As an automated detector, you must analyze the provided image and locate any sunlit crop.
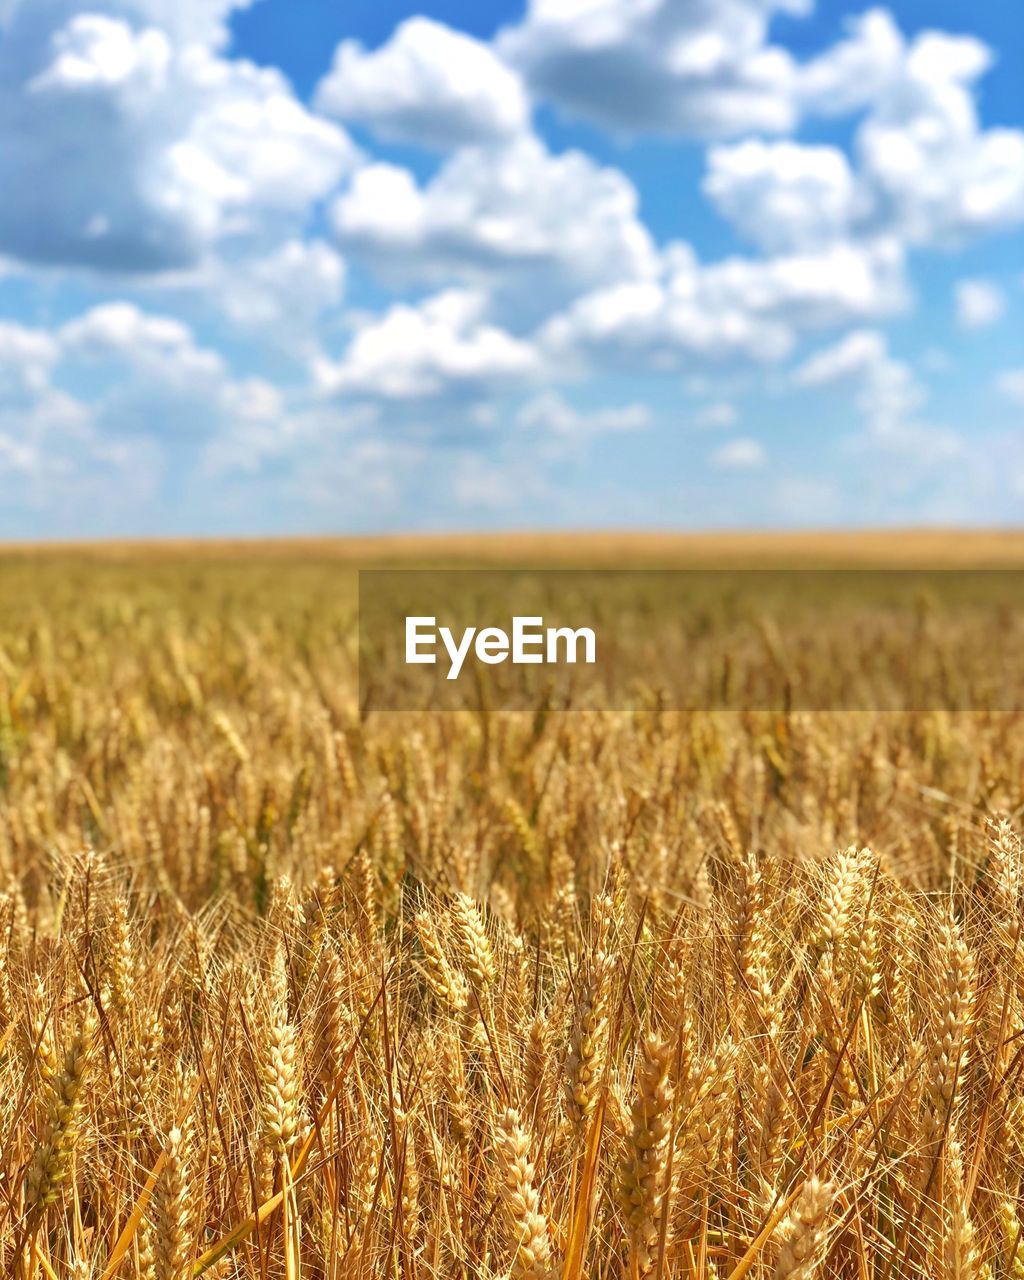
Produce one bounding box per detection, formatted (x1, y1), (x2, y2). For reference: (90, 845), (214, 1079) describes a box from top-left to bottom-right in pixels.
(0, 546), (1022, 1279)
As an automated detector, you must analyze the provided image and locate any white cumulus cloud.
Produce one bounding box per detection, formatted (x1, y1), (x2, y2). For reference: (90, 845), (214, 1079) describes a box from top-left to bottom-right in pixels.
(330, 136), (658, 321)
(853, 23), (1024, 246)
(321, 290), (542, 401)
(76, 0), (257, 49)
(0, 5), (358, 272)
(691, 11), (1024, 257)
(796, 8), (906, 117)
(543, 237), (908, 372)
(316, 18), (530, 148)
(498, 0), (807, 138)
(61, 302), (226, 389)
(703, 141), (859, 253)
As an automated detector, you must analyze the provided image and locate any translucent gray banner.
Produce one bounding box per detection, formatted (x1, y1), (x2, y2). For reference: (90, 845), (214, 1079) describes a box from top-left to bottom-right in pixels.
(358, 568), (1024, 712)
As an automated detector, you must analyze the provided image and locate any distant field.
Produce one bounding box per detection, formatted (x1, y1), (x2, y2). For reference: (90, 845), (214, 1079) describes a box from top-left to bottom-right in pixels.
(4, 526), (1024, 564)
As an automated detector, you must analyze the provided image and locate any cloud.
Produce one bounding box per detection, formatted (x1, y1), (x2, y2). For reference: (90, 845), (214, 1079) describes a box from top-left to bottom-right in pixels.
(157, 239), (347, 358)
(792, 329), (889, 386)
(316, 18), (529, 149)
(543, 237), (908, 371)
(689, 238), (908, 329)
(0, 314), (159, 524)
(58, 302), (297, 459)
(497, 0), (1024, 243)
(517, 391), (649, 438)
(0, 322), (61, 404)
(218, 239), (346, 334)
(0, 6), (358, 272)
(319, 290), (542, 401)
(853, 23), (1024, 246)
(28, 12), (174, 95)
(796, 8), (905, 117)
(710, 437), (767, 469)
(703, 141), (859, 253)
(955, 279), (1006, 330)
(61, 302), (225, 388)
(330, 135), (657, 322)
(498, 0), (807, 138)
(705, 12), (1024, 253)
(793, 328), (924, 422)
(791, 328), (976, 523)
(706, 11), (1024, 253)
(541, 275), (789, 370)
(77, 0), (258, 48)
(0, 323), (76, 473)
(794, 329), (965, 474)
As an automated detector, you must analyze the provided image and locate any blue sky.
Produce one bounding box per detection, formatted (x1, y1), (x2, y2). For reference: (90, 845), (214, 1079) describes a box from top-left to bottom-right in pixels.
(0, 0), (1021, 537)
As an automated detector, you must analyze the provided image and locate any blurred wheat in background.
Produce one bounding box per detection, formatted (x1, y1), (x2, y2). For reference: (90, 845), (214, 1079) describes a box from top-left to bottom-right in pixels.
(1, 545), (1023, 1278)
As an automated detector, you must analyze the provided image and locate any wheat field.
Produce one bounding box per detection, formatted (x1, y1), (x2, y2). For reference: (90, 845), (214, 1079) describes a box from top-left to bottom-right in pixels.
(1, 538), (1023, 1279)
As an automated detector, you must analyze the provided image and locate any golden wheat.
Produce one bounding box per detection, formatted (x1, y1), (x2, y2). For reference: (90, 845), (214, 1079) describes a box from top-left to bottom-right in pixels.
(0, 551), (1022, 1278)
